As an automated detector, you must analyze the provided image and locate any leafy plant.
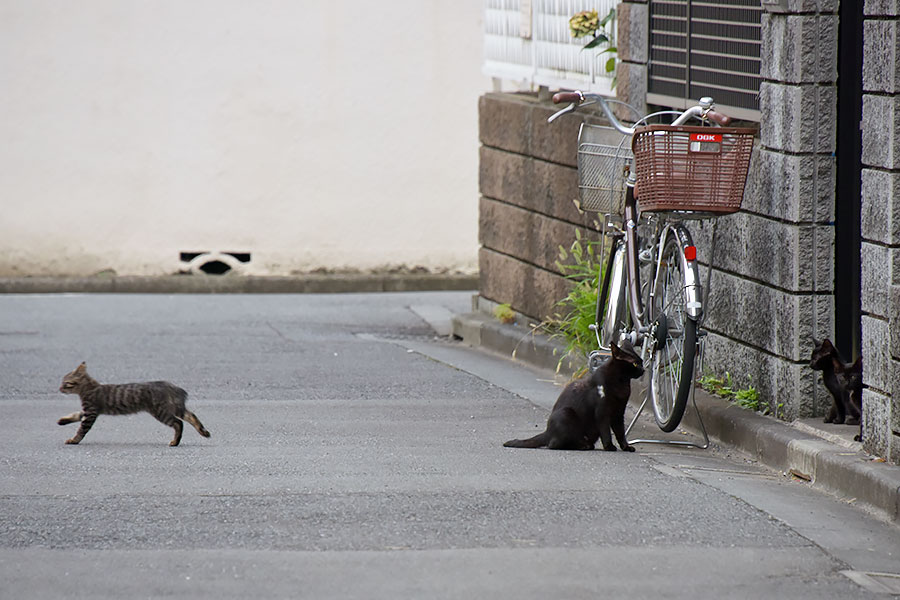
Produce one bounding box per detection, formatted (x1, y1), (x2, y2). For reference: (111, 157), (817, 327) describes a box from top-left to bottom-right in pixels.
(541, 230), (606, 366)
(698, 371), (762, 412)
(493, 303), (516, 324)
(569, 8), (617, 85)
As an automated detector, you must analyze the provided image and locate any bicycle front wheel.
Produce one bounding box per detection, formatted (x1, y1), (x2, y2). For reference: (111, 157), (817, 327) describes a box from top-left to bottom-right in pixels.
(648, 228), (698, 432)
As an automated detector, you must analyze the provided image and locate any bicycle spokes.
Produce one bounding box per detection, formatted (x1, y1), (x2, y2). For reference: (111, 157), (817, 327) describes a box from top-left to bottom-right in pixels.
(647, 229), (698, 433)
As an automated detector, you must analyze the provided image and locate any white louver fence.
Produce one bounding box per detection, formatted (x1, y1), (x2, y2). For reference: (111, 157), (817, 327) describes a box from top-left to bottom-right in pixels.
(484, 0), (619, 95)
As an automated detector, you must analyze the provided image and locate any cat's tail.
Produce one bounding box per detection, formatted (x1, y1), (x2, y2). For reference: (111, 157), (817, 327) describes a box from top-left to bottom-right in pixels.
(182, 410), (211, 438)
(169, 386), (211, 439)
(503, 431), (549, 449)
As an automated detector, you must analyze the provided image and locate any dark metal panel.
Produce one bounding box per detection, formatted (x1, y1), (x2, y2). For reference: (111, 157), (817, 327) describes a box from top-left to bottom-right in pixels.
(835, 0), (863, 361)
(648, 0), (762, 120)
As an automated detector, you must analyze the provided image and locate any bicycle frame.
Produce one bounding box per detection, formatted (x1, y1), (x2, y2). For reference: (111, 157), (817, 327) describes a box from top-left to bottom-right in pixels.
(595, 184), (703, 355)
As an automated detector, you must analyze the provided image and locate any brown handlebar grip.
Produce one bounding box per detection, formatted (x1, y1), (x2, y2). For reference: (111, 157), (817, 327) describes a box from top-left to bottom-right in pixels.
(706, 110), (732, 126)
(553, 91), (582, 104)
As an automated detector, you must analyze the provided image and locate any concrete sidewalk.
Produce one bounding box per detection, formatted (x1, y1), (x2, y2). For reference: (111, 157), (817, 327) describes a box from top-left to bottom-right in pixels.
(452, 308), (900, 525)
(0, 273), (478, 294)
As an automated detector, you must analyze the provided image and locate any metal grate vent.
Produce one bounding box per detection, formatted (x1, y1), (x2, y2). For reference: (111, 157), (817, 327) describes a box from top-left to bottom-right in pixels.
(648, 0), (762, 121)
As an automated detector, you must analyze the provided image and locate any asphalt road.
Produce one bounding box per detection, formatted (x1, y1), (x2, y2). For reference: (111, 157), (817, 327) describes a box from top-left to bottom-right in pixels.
(1, 292), (898, 599)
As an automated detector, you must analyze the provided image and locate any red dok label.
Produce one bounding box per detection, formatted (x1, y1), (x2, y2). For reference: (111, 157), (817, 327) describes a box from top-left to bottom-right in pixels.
(689, 133), (722, 143)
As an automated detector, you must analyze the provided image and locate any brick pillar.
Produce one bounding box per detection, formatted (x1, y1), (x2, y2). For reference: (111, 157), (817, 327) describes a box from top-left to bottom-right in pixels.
(698, 5), (838, 419)
(615, 1), (647, 117)
(861, 1), (900, 461)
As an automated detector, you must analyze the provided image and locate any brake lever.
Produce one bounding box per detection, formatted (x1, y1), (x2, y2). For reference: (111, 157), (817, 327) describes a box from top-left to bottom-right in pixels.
(547, 102), (577, 123)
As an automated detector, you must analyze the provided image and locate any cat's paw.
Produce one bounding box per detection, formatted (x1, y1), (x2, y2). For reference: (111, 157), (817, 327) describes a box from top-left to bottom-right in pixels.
(64, 438), (79, 445)
(621, 445), (636, 452)
(602, 445), (617, 452)
(57, 418), (70, 426)
(833, 416), (845, 424)
(823, 416), (834, 423)
(846, 417), (859, 426)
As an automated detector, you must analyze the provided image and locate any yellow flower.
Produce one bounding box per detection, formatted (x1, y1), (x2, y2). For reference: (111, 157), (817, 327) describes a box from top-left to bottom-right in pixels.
(569, 9), (599, 38)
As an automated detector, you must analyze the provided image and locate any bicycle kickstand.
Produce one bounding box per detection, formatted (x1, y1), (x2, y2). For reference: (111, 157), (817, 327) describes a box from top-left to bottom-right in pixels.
(624, 337), (710, 449)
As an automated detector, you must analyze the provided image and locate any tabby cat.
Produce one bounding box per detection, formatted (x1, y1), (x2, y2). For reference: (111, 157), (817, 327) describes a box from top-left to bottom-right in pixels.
(503, 341), (644, 451)
(57, 362), (210, 446)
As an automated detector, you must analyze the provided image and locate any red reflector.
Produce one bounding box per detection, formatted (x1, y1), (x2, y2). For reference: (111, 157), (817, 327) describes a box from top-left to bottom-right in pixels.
(684, 246), (697, 261)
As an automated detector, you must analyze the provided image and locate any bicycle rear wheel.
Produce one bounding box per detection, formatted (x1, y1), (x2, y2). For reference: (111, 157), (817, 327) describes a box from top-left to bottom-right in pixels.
(648, 228), (698, 432)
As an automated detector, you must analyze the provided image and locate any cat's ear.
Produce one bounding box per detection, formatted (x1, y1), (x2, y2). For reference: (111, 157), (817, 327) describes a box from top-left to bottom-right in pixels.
(610, 342), (621, 358)
(76, 362), (86, 372)
(831, 355), (845, 372)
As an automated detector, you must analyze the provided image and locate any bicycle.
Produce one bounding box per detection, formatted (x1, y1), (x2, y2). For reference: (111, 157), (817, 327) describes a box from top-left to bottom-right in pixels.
(547, 91), (755, 442)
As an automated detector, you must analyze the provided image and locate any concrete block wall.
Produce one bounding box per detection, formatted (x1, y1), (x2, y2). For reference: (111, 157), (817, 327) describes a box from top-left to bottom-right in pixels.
(477, 93), (618, 323)
(692, 4), (839, 420)
(861, 0), (900, 461)
(615, 2), (648, 119)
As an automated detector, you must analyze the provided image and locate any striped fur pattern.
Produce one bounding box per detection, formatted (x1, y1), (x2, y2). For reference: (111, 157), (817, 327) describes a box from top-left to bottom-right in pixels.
(57, 362), (210, 446)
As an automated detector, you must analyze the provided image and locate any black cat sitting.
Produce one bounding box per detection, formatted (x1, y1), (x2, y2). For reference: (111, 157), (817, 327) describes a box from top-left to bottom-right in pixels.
(504, 341), (644, 451)
(809, 338), (862, 440)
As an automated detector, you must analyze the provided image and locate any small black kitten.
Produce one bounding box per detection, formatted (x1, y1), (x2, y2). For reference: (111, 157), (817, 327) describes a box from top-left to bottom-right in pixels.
(504, 342), (644, 451)
(834, 355), (864, 442)
(809, 338), (862, 432)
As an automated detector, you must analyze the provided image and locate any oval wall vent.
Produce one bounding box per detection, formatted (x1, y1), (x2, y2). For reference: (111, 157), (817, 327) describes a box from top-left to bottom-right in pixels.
(179, 251), (251, 275)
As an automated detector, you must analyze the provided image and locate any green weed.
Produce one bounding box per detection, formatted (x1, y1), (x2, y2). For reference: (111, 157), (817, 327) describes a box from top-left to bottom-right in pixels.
(698, 371), (762, 412)
(493, 303), (516, 324)
(540, 230), (606, 367)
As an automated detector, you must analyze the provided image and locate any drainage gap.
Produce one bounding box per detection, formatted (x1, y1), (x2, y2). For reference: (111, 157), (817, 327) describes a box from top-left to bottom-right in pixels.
(179, 251), (251, 275)
(198, 260), (232, 275)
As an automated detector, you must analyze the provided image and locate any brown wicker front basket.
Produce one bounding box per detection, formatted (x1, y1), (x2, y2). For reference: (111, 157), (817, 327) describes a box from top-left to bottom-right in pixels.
(631, 124), (756, 215)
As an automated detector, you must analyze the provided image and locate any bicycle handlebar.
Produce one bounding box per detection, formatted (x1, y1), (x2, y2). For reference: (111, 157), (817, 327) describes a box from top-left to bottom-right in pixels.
(549, 91), (732, 132)
(705, 110), (732, 126)
(552, 91), (583, 104)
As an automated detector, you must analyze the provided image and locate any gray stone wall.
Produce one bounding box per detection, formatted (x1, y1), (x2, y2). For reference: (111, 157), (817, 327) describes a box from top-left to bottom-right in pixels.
(693, 4), (839, 420)
(477, 93), (616, 323)
(862, 0), (900, 461)
(615, 1), (648, 119)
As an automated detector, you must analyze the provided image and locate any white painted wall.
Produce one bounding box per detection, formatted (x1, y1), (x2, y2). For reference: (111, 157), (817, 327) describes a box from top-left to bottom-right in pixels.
(0, 1), (487, 276)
